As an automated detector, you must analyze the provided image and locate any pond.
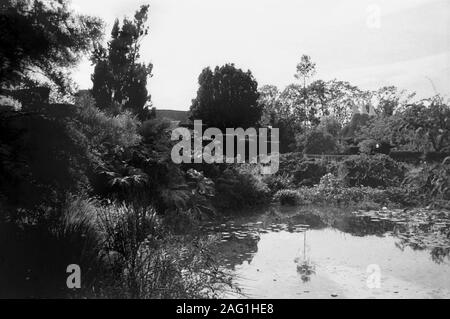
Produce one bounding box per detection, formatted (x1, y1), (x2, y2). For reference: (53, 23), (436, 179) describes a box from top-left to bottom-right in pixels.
(202, 205), (450, 299)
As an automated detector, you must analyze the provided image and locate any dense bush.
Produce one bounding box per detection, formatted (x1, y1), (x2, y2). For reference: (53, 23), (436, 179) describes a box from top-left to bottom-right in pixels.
(278, 152), (305, 175)
(214, 165), (271, 210)
(139, 117), (172, 145)
(293, 160), (328, 186)
(0, 105), (92, 209)
(0, 197), (103, 298)
(263, 173), (293, 194)
(0, 197), (234, 298)
(274, 184), (404, 207)
(358, 139), (377, 155)
(300, 130), (338, 155)
(97, 201), (234, 298)
(402, 159), (450, 202)
(274, 189), (302, 206)
(338, 154), (405, 188)
(75, 95), (142, 148)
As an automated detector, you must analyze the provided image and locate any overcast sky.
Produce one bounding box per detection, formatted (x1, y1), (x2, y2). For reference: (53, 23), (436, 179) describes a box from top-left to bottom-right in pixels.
(71, 0), (450, 111)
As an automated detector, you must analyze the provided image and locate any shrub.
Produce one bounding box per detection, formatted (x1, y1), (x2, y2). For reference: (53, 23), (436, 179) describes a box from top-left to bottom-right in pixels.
(97, 202), (234, 298)
(139, 118), (171, 145)
(278, 152), (305, 175)
(274, 189), (302, 206)
(75, 94), (142, 148)
(293, 160), (327, 186)
(402, 159), (450, 202)
(301, 130), (338, 155)
(0, 107), (92, 209)
(358, 139), (377, 155)
(214, 164), (271, 210)
(318, 173), (342, 190)
(295, 186), (387, 206)
(338, 154), (405, 188)
(0, 197), (103, 298)
(263, 173), (293, 194)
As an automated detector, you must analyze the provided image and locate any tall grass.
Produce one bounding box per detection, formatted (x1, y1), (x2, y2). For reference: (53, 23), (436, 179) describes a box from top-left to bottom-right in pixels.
(0, 197), (235, 298)
(96, 201), (235, 298)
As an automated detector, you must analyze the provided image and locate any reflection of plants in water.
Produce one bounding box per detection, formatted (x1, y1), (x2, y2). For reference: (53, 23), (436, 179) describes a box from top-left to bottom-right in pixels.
(294, 231), (316, 283)
(353, 209), (450, 263)
(296, 260), (316, 283)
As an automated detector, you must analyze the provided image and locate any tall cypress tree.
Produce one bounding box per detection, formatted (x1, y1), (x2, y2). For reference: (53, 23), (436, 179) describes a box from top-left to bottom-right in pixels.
(91, 5), (153, 119)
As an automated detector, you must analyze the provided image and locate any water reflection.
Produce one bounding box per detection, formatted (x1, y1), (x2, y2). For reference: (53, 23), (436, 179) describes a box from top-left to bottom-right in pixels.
(294, 231), (316, 283)
(204, 206), (450, 271)
(203, 205), (450, 298)
(348, 209), (450, 263)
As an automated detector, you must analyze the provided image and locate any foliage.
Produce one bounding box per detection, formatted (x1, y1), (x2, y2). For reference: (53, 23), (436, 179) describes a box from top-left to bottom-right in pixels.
(402, 158), (450, 202)
(401, 96), (450, 152)
(96, 201), (234, 298)
(91, 5), (153, 119)
(338, 154), (405, 188)
(0, 104), (92, 209)
(295, 54), (316, 88)
(357, 113), (432, 152)
(276, 185), (396, 207)
(0, 94), (22, 111)
(372, 85), (415, 117)
(258, 84), (298, 153)
(214, 165), (271, 210)
(300, 129), (338, 155)
(263, 173), (293, 194)
(75, 94), (142, 148)
(274, 189), (302, 206)
(317, 116), (342, 137)
(189, 64), (261, 130)
(0, 197), (235, 298)
(0, 197), (103, 298)
(358, 139), (378, 155)
(0, 0), (103, 95)
(139, 117), (171, 145)
(292, 159), (328, 186)
(342, 113), (371, 138)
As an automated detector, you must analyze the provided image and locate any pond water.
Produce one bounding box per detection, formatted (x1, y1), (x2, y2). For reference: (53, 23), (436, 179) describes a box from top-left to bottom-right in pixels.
(202, 205), (450, 299)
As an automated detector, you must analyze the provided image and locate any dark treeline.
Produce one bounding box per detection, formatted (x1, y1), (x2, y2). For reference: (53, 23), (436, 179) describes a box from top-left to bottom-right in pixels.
(0, 0), (449, 299)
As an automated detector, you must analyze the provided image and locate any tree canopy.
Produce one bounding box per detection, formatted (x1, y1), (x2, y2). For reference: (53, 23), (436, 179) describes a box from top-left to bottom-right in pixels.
(91, 5), (153, 119)
(0, 0), (103, 95)
(189, 64), (261, 129)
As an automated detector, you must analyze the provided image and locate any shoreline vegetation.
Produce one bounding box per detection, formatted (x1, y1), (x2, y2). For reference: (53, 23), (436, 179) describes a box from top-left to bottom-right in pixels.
(1, 1), (449, 298)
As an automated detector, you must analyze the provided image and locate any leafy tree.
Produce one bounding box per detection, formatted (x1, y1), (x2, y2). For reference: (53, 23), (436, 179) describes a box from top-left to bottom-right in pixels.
(279, 84), (308, 126)
(91, 5), (153, 119)
(323, 80), (366, 124)
(357, 115), (431, 152)
(372, 86), (415, 117)
(342, 113), (370, 138)
(189, 64), (261, 129)
(317, 116), (342, 137)
(259, 85), (298, 153)
(358, 139), (378, 155)
(301, 130), (338, 154)
(0, 104), (92, 209)
(0, 0), (103, 95)
(295, 54), (316, 89)
(401, 96), (450, 152)
(259, 84), (283, 126)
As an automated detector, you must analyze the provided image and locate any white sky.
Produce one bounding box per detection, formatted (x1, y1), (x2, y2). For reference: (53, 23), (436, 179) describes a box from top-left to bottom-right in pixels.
(71, 0), (450, 110)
